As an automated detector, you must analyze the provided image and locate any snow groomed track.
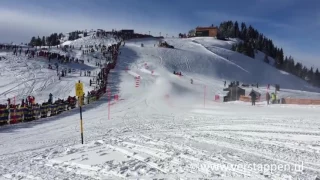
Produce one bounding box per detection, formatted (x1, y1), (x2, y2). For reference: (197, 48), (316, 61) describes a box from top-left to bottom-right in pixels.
(1, 35), (320, 179)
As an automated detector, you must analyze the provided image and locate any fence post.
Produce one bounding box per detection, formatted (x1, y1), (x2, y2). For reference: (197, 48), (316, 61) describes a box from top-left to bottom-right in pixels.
(108, 88), (111, 120)
(204, 85), (206, 108)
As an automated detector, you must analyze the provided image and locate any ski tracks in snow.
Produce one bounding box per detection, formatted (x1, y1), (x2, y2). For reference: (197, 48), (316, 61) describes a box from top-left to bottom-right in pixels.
(191, 40), (250, 74)
(1, 101), (320, 179)
(2, 38), (320, 179)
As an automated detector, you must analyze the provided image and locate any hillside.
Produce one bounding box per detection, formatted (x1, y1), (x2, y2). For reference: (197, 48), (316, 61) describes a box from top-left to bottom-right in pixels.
(218, 20), (320, 88)
(1, 32), (320, 179)
(190, 37), (319, 92)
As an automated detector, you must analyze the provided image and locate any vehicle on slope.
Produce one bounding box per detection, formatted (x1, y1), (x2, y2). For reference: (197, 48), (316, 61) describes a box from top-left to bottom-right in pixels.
(158, 41), (174, 49)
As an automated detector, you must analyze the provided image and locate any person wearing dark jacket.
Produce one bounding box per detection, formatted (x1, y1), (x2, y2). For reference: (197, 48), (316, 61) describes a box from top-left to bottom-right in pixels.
(249, 90), (257, 106)
(7, 98), (10, 106)
(21, 99), (25, 107)
(49, 93), (53, 104)
(266, 92), (270, 105)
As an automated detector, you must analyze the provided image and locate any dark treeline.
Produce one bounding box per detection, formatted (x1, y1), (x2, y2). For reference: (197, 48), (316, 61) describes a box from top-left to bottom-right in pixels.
(68, 30), (88, 41)
(29, 31), (88, 47)
(29, 33), (63, 47)
(218, 20), (320, 87)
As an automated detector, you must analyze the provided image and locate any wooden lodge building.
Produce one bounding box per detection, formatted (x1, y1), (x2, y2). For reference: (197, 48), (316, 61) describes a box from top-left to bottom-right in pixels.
(195, 26), (218, 37)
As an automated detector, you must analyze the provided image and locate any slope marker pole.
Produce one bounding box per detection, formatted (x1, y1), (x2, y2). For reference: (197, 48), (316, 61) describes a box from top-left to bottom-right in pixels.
(13, 96), (16, 123)
(80, 98), (84, 144)
(76, 80), (84, 144)
(108, 88), (111, 120)
(204, 85), (206, 108)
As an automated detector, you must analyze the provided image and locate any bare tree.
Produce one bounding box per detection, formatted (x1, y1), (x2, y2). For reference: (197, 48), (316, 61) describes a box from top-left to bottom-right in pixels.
(188, 29), (196, 37)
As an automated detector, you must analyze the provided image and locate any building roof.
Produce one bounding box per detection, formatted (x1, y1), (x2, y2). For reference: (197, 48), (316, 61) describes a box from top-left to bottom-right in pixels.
(223, 86), (245, 91)
(196, 26), (218, 30)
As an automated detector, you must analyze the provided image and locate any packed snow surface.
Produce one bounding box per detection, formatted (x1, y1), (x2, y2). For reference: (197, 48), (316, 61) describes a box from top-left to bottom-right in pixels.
(1, 36), (320, 179)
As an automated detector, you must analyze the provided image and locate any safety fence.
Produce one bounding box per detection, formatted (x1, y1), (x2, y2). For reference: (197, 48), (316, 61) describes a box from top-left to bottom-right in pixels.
(281, 98), (320, 105)
(239, 95), (260, 102)
(0, 87), (106, 126)
(239, 95), (320, 105)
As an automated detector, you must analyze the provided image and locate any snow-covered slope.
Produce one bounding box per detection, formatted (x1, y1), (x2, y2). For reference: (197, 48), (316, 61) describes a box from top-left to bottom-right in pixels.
(123, 37), (320, 99)
(189, 37), (319, 92)
(1, 34), (320, 179)
(62, 33), (117, 47)
(0, 35), (115, 104)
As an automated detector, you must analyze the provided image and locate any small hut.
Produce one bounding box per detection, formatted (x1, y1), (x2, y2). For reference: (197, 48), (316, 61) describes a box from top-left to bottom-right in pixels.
(223, 86), (245, 101)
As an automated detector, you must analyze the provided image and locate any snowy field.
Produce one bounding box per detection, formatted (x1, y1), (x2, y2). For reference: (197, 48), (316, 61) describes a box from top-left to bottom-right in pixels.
(1, 35), (320, 179)
(0, 32), (117, 104)
(0, 52), (95, 104)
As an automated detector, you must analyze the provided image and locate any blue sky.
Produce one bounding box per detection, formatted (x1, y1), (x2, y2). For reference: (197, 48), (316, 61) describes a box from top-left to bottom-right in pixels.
(0, 0), (319, 68)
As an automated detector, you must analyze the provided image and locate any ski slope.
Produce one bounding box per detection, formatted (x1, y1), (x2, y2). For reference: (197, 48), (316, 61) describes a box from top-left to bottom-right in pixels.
(0, 33), (117, 104)
(0, 53), (97, 104)
(1, 35), (320, 179)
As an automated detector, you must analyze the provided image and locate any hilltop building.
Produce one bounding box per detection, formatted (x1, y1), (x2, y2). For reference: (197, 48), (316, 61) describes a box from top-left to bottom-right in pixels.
(195, 26), (218, 37)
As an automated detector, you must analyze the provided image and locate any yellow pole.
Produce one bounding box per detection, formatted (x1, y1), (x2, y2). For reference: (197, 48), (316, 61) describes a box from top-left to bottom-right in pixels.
(79, 96), (84, 144)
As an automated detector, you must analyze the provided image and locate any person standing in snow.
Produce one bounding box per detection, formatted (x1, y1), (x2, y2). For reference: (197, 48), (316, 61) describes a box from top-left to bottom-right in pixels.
(21, 99), (25, 107)
(266, 92), (270, 105)
(7, 98), (11, 106)
(49, 93), (53, 104)
(249, 90), (257, 106)
(277, 93), (281, 104)
(31, 96), (35, 105)
(271, 93), (276, 104)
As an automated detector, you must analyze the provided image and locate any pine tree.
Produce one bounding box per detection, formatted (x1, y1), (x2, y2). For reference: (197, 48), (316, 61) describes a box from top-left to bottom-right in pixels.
(188, 29), (196, 36)
(240, 22), (247, 40)
(46, 37), (50, 46)
(295, 62), (302, 77)
(59, 33), (64, 39)
(231, 44), (236, 51)
(264, 54), (270, 64)
(279, 48), (284, 65)
(307, 67), (314, 82)
(42, 36), (46, 46)
(234, 21), (240, 38)
(228, 21), (234, 38)
(29, 36), (36, 46)
(36, 36), (42, 46)
(315, 69), (320, 86)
